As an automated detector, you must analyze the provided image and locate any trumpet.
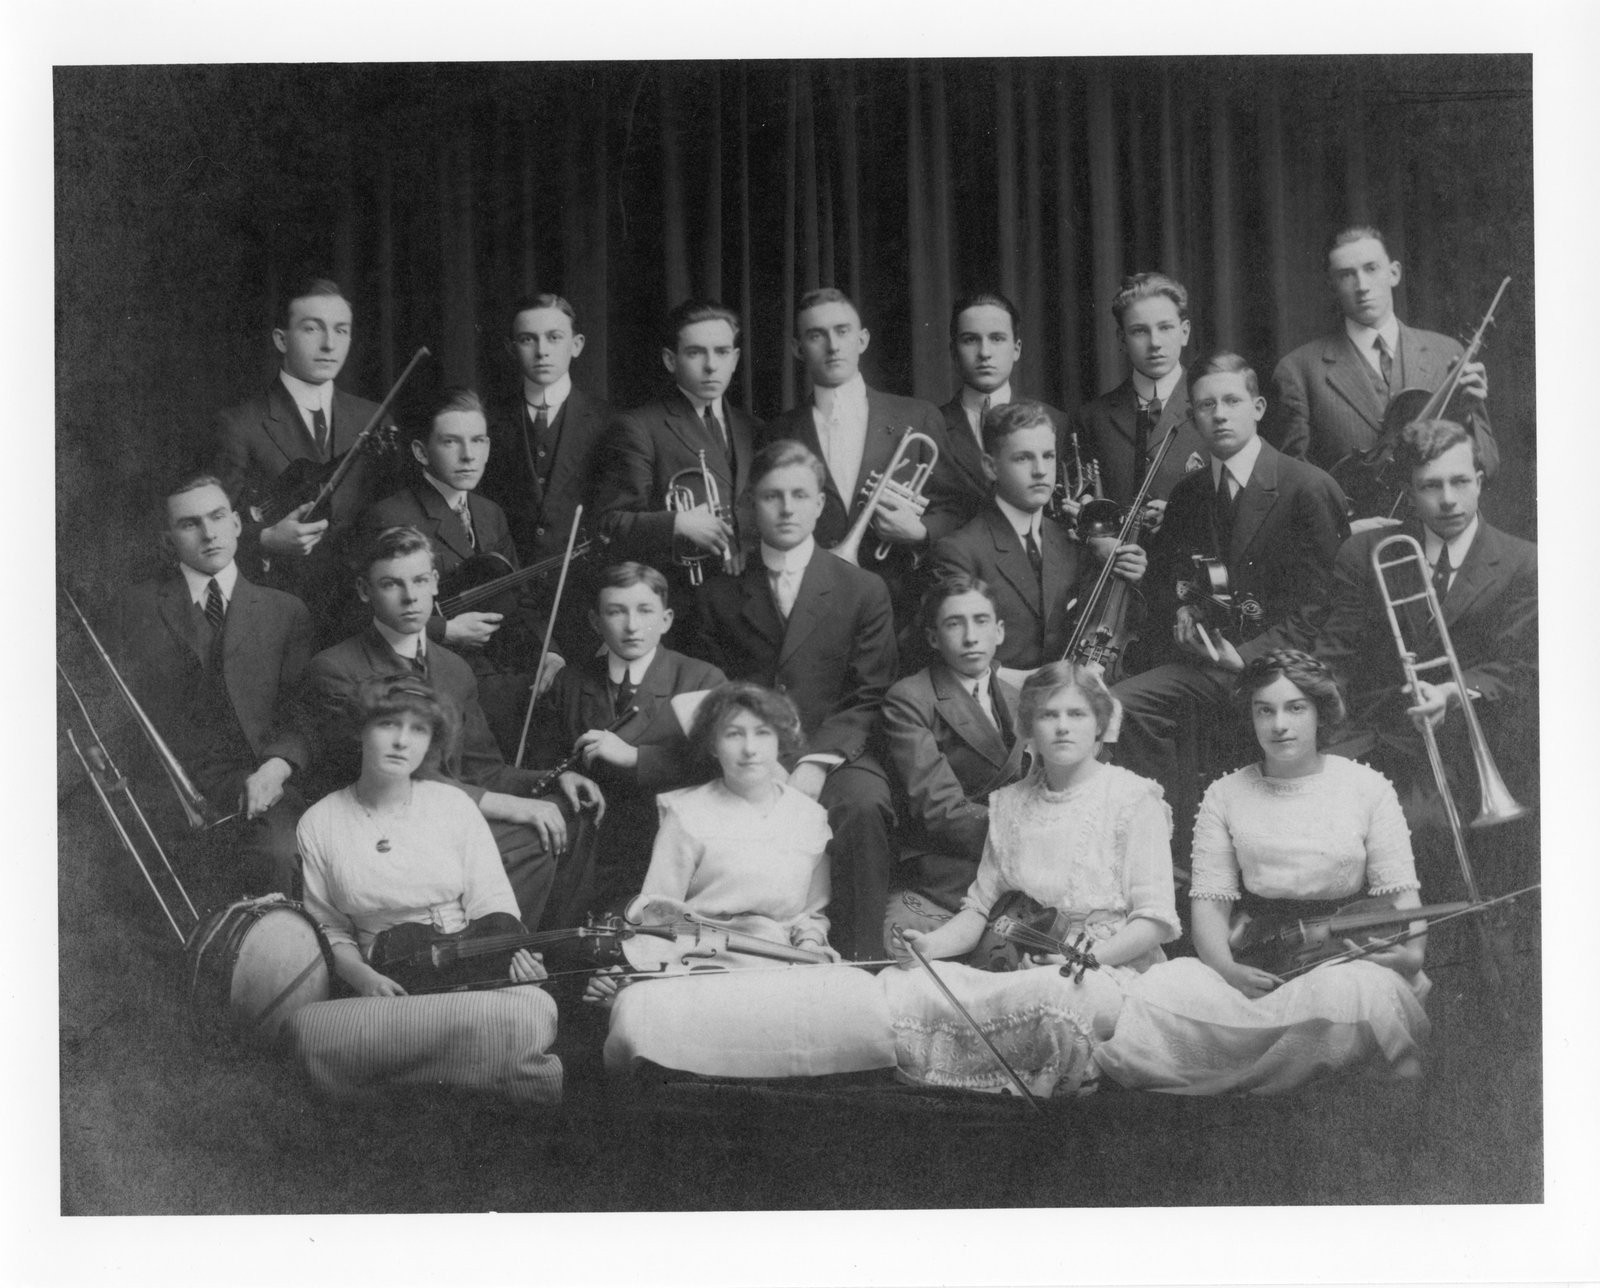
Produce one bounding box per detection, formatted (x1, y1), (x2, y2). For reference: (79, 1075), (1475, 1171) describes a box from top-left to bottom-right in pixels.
(1371, 533), (1526, 903)
(1045, 430), (1103, 525)
(665, 449), (741, 586)
(833, 429), (941, 565)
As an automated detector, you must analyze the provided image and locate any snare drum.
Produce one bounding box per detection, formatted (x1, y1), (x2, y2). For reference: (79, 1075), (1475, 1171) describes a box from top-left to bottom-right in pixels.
(187, 895), (333, 1045)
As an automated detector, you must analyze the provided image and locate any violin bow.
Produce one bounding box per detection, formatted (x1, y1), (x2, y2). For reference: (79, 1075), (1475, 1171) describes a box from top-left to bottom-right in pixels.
(905, 938), (1043, 1114)
(514, 505), (583, 768)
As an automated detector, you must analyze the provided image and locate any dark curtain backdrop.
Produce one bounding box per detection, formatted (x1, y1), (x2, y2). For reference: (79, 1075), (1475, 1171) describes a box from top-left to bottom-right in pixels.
(56, 55), (1534, 588)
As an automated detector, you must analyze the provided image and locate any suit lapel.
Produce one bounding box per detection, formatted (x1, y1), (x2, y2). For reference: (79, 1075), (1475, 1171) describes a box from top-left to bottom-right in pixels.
(416, 483), (475, 560)
(931, 663), (1009, 768)
(1320, 332), (1385, 433)
(1040, 519), (1079, 634)
(1104, 381), (1141, 451)
(263, 380), (317, 465)
(662, 391), (734, 495)
(984, 506), (1042, 618)
(330, 386), (371, 458)
(859, 389), (909, 506)
(939, 398), (989, 498)
(157, 576), (204, 661)
(1440, 521), (1502, 628)
(738, 563), (787, 656)
(779, 552), (834, 666)
(1229, 442), (1280, 565)
(626, 649), (674, 731)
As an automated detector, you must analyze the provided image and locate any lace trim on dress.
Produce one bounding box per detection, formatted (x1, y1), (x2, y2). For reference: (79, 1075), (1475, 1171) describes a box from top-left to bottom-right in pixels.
(1367, 879), (1422, 896)
(1189, 889), (1240, 902)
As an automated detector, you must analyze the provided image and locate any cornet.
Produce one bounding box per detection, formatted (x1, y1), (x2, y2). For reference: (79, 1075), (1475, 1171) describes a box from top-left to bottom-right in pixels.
(833, 429), (941, 565)
(665, 449), (741, 585)
(1046, 430), (1103, 525)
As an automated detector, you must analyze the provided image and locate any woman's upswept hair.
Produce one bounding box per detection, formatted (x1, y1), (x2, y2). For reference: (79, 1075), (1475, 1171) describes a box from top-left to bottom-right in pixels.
(1235, 649), (1346, 748)
(688, 681), (805, 765)
(349, 674), (460, 777)
(1018, 660), (1117, 740)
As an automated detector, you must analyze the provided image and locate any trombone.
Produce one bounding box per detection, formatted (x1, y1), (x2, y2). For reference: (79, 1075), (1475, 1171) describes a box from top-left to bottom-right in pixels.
(1372, 533), (1526, 899)
(665, 449), (741, 585)
(832, 429), (941, 565)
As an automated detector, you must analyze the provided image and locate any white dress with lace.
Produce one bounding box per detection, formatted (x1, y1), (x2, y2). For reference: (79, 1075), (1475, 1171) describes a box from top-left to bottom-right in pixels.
(883, 764), (1179, 1098)
(1097, 756), (1432, 1094)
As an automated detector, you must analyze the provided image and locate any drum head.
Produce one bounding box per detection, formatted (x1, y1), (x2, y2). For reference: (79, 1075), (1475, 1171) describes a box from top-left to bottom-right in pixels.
(228, 906), (331, 1044)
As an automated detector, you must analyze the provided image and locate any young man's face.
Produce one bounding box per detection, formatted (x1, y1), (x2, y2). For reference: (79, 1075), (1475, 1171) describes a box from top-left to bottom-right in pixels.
(929, 589), (1005, 680)
(412, 409), (490, 493)
(165, 483), (240, 576)
(590, 582), (673, 662)
(752, 463), (826, 551)
(983, 422), (1057, 513)
(952, 305), (1020, 394)
(358, 550), (437, 636)
(1118, 295), (1190, 383)
(663, 319), (740, 404)
(793, 301), (868, 390)
(273, 293), (353, 386)
(509, 306), (585, 388)
(1191, 371), (1265, 462)
(1409, 441), (1482, 543)
(1327, 236), (1402, 329)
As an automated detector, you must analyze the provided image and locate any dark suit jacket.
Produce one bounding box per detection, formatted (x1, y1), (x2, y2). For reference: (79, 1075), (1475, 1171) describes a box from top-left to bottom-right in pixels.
(692, 548), (897, 765)
(882, 662), (1023, 859)
(1270, 322), (1499, 477)
(480, 384), (614, 566)
(1069, 374), (1209, 508)
(110, 570), (311, 789)
(298, 626), (543, 805)
(1315, 519), (1537, 732)
(1148, 440), (1349, 661)
(595, 387), (761, 571)
(936, 393), (1072, 531)
(929, 503), (1092, 671)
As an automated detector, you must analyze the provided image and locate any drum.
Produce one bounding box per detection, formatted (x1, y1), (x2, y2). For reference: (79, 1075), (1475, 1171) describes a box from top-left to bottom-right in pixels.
(186, 895), (333, 1045)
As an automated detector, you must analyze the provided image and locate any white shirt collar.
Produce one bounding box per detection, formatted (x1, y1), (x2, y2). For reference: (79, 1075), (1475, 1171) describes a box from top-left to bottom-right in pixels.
(761, 535), (816, 574)
(524, 372), (572, 418)
(1423, 515), (1480, 570)
(1130, 367), (1185, 405)
(607, 647), (657, 687)
(993, 493), (1042, 541)
(1211, 433), (1264, 491)
(373, 616), (425, 660)
(279, 369), (334, 415)
(180, 560), (239, 607)
(424, 472), (469, 513)
(961, 381), (1011, 418)
(675, 385), (726, 423)
(1344, 315), (1401, 367)
(813, 372), (867, 418)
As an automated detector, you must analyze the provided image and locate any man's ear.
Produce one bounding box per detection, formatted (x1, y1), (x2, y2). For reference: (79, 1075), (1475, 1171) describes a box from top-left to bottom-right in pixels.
(272, 328), (288, 357)
(409, 439), (430, 469)
(661, 347), (678, 378)
(659, 606), (675, 636)
(356, 577), (372, 605)
(570, 333), (586, 359)
(981, 452), (998, 483)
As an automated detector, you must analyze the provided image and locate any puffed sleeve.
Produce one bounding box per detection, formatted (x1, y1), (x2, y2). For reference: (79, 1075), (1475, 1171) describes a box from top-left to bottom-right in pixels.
(788, 798), (835, 948)
(1188, 777), (1243, 903)
(449, 785), (521, 922)
(1119, 783), (1181, 942)
(296, 802), (359, 951)
(639, 792), (705, 903)
(1361, 771), (1421, 897)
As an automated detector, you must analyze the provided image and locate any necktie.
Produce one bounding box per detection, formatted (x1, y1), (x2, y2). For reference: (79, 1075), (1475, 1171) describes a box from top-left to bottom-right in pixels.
(704, 405), (727, 452)
(615, 671), (636, 715)
(456, 496), (476, 550)
(1432, 544), (1453, 601)
(1024, 526), (1043, 576)
(1374, 334), (1394, 392)
(311, 406), (329, 458)
(204, 578), (226, 633)
(409, 652), (427, 678)
(1215, 471), (1238, 550)
(972, 679), (995, 728)
(769, 566), (797, 620)
(1136, 396), (1161, 480)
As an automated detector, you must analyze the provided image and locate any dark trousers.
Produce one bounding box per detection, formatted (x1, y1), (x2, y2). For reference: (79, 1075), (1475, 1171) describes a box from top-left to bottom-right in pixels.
(818, 754), (895, 962)
(491, 802), (599, 932)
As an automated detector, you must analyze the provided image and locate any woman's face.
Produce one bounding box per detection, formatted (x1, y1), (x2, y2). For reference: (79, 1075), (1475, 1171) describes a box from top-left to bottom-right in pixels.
(362, 711), (434, 781)
(1250, 674), (1320, 767)
(1031, 685), (1102, 770)
(713, 705), (781, 790)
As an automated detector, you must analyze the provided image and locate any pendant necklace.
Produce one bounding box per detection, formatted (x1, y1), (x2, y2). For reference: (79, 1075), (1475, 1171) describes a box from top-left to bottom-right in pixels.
(357, 785), (412, 853)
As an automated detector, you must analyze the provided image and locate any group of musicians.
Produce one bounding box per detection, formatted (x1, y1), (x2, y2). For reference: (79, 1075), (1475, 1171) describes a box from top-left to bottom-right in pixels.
(85, 222), (1538, 1101)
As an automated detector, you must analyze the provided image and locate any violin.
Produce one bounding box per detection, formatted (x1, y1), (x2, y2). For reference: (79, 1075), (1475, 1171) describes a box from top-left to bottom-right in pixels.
(1228, 895), (1472, 977)
(965, 891), (1104, 981)
(1175, 554), (1263, 646)
(434, 534), (606, 622)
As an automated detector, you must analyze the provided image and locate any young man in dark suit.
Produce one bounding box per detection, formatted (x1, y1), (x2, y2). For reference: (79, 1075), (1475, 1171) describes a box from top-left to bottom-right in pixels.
(691, 440), (899, 961)
(210, 275), (396, 638)
(299, 526), (604, 931)
(762, 287), (962, 624)
(1112, 353), (1349, 864)
(1310, 420), (1536, 885)
(109, 475), (313, 898)
(929, 400), (1146, 680)
(531, 562), (725, 908)
(359, 387), (560, 757)
(938, 291), (1072, 530)
(479, 294), (613, 656)
(1271, 225), (1497, 483)
(594, 299), (761, 636)
(881, 575), (1025, 948)
(1069, 272), (1210, 523)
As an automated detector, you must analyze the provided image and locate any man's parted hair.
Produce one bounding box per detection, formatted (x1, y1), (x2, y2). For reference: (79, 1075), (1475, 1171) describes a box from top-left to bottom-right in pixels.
(748, 438), (828, 492)
(1325, 224), (1393, 265)
(663, 299), (741, 350)
(981, 398), (1055, 456)
(595, 561), (671, 609)
(276, 275), (346, 330)
(355, 525), (436, 578)
(688, 681), (806, 765)
(795, 286), (861, 334)
(920, 573), (1001, 634)
(159, 473), (233, 529)
(509, 292), (578, 334)
(1187, 352), (1261, 400)
(409, 386), (485, 445)
(1396, 418), (1482, 478)
(949, 291), (1020, 341)
(1111, 272), (1190, 328)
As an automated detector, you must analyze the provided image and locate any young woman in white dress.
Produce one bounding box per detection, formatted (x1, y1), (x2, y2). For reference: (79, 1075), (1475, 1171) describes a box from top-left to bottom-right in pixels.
(1097, 650), (1432, 1094)
(892, 661), (1180, 1098)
